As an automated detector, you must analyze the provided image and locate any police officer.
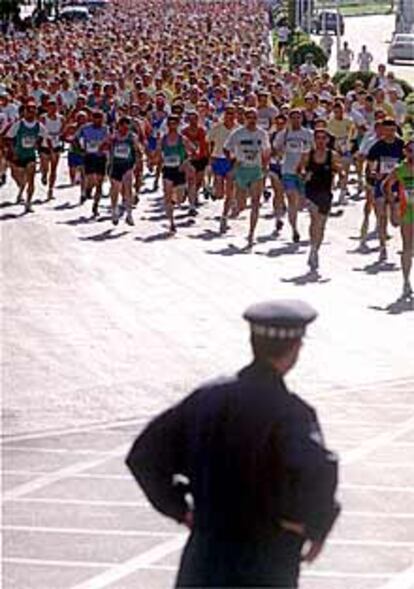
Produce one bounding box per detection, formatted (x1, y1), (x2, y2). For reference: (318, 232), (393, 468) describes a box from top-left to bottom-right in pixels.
(126, 300), (340, 588)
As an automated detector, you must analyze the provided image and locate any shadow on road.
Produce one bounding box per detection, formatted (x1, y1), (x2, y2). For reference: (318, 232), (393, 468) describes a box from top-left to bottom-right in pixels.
(190, 229), (222, 241)
(255, 243), (303, 258)
(0, 211), (26, 221)
(79, 228), (129, 242)
(369, 295), (414, 315)
(347, 243), (380, 255)
(54, 201), (79, 211)
(0, 201), (17, 209)
(135, 230), (174, 243)
(58, 215), (92, 226)
(206, 243), (253, 256)
(281, 270), (331, 285)
(353, 261), (399, 275)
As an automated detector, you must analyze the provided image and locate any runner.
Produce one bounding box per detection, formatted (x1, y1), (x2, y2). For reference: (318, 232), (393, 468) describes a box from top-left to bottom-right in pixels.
(383, 139), (414, 297)
(182, 110), (210, 216)
(224, 107), (270, 248)
(6, 101), (50, 213)
(273, 108), (313, 243)
(269, 113), (288, 235)
(63, 110), (88, 197)
(208, 104), (238, 233)
(367, 118), (404, 261)
(39, 99), (64, 200)
(298, 128), (344, 271)
(327, 100), (354, 205)
(106, 116), (141, 226)
(74, 109), (110, 217)
(159, 114), (193, 234)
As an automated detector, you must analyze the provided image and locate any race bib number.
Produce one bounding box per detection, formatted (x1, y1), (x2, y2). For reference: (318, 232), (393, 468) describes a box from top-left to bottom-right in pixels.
(241, 149), (259, 166)
(22, 136), (36, 149)
(114, 144), (130, 159)
(336, 137), (349, 153)
(164, 154), (181, 167)
(287, 139), (302, 153)
(405, 188), (414, 204)
(258, 118), (270, 131)
(50, 132), (61, 148)
(379, 157), (398, 175)
(86, 140), (100, 154)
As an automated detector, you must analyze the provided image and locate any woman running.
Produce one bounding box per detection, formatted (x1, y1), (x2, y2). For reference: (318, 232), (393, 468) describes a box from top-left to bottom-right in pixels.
(384, 139), (414, 298)
(39, 99), (64, 200)
(298, 129), (344, 271)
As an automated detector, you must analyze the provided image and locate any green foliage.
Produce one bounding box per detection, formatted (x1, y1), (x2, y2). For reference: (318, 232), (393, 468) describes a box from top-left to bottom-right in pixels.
(332, 71), (348, 86)
(292, 41), (328, 68)
(337, 71), (413, 98)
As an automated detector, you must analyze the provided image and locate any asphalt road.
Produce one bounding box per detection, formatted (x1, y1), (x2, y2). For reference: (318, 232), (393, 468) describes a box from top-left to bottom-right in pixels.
(2, 154), (414, 588)
(325, 13), (414, 83)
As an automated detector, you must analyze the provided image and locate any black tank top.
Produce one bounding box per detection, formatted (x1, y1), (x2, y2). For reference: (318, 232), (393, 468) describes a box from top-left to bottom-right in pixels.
(306, 149), (334, 194)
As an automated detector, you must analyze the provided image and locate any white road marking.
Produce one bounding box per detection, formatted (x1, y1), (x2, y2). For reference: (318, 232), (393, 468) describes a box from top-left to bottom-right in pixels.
(2, 443), (129, 502)
(3, 524), (413, 548)
(2, 557), (111, 569)
(342, 416), (414, 465)
(145, 564), (392, 579)
(69, 535), (187, 589)
(342, 483), (414, 493)
(4, 446), (122, 456)
(5, 497), (149, 508)
(1, 417), (150, 445)
(377, 565), (414, 589)
(4, 470), (130, 481)
(343, 510), (414, 519)
(2, 525), (178, 538)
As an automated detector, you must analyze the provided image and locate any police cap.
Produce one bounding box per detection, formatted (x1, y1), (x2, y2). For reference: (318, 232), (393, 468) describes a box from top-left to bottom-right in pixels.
(243, 300), (317, 340)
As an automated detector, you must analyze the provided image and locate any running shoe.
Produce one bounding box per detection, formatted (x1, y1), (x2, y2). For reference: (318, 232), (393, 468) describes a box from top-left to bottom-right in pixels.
(379, 247), (387, 262)
(219, 217), (228, 234)
(293, 230), (300, 243)
(92, 201), (99, 218)
(126, 212), (134, 226)
(403, 280), (413, 298)
(112, 207), (119, 226)
(24, 203), (34, 213)
(188, 206), (198, 217)
(308, 248), (319, 271)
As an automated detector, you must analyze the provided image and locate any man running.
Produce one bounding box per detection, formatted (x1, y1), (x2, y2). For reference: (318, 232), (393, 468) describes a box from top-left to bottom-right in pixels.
(208, 105), (238, 233)
(75, 109), (110, 217)
(106, 116), (141, 227)
(273, 108), (313, 243)
(383, 139), (414, 298)
(7, 101), (50, 213)
(367, 118), (404, 262)
(224, 108), (270, 248)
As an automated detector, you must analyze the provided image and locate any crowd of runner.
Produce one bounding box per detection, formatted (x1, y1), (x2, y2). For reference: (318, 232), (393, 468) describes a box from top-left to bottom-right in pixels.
(0, 0), (413, 297)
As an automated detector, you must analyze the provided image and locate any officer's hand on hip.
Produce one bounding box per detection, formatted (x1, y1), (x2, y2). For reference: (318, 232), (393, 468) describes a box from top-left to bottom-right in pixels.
(301, 539), (324, 563)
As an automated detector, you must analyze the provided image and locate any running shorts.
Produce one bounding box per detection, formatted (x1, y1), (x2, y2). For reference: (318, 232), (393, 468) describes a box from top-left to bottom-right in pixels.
(306, 189), (333, 216)
(269, 162), (282, 178)
(374, 180), (398, 200)
(110, 162), (134, 182)
(147, 136), (157, 152)
(234, 165), (263, 189)
(39, 146), (63, 156)
(190, 157), (209, 173)
(68, 152), (84, 168)
(14, 156), (36, 168)
(84, 154), (107, 177)
(282, 173), (305, 195)
(211, 157), (233, 178)
(162, 166), (186, 187)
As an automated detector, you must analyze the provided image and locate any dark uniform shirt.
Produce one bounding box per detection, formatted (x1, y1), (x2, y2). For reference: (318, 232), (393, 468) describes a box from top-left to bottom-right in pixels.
(126, 360), (340, 588)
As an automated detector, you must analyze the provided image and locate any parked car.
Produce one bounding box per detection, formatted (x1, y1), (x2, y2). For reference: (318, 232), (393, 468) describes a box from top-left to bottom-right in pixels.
(312, 11), (344, 36)
(387, 33), (414, 64)
(59, 6), (90, 22)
